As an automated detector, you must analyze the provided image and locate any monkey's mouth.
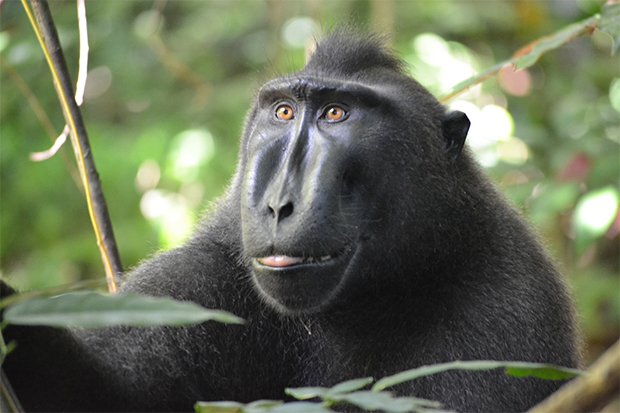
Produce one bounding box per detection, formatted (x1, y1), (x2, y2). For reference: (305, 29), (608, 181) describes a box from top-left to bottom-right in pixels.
(251, 247), (354, 313)
(256, 254), (336, 268)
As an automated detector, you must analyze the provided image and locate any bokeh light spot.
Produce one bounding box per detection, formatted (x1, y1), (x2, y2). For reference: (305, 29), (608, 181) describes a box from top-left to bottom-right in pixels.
(574, 187), (620, 237)
(169, 129), (215, 183)
(135, 160), (161, 194)
(281, 17), (318, 49)
(84, 66), (112, 100)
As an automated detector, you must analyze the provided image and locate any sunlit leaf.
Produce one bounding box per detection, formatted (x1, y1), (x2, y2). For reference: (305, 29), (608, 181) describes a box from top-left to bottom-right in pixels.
(331, 391), (396, 411)
(599, 3), (620, 54)
(195, 401), (245, 413)
(196, 400), (332, 413)
(374, 361), (496, 391)
(263, 402), (332, 413)
(3, 291), (244, 328)
(326, 377), (373, 395)
(390, 397), (445, 411)
(285, 387), (327, 400)
(372, 361), (584, 392)
(243, 400), (285, 411)
(195, 400), (290, 413)
(332, 391), (443, 413)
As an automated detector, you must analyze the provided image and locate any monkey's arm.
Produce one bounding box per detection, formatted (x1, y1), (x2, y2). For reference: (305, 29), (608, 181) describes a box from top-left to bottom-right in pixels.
(0, 242), (245, 412)
(1, 281), (123, 411)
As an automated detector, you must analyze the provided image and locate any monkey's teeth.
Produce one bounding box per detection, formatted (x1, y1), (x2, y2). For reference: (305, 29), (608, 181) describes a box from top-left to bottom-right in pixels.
(303, 255), (332, 263)
(258, 255), (334, 267)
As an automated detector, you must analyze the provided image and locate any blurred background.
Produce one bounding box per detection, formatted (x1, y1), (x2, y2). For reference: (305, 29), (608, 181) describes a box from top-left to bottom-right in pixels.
(1, 0), (618, 363)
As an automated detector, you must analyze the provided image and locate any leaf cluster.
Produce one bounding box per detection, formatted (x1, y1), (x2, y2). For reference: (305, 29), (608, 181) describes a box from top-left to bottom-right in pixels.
(195, 362), (583, 413)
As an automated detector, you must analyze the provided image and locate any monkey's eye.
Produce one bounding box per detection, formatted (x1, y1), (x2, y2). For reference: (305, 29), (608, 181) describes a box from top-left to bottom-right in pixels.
(275, 104), (294, 121)
(324, 106), (346, 122)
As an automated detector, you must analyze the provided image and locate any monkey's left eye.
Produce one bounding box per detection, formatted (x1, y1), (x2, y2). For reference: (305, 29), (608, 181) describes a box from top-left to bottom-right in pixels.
(323, 106), (346, 122)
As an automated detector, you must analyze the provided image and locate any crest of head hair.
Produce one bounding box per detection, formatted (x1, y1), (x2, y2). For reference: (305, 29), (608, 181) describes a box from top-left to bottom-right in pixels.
(303, 27), (404, 79)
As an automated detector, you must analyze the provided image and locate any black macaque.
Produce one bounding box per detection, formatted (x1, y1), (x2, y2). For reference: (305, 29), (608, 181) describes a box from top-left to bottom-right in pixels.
(2, 30), (582, 412)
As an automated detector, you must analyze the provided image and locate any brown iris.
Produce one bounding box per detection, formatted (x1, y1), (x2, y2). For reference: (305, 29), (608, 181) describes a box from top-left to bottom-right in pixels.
(276, 104), (294, 120)
(325, 106), (345, 121)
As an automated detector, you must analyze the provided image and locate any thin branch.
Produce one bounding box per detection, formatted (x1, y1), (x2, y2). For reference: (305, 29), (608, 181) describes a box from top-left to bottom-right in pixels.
(29, 125), (69, 161)
(440, 14), (601, 103)
(29, 0), (88, 163)
(22, 0), (122, 292)
(74, 0), (88, 106)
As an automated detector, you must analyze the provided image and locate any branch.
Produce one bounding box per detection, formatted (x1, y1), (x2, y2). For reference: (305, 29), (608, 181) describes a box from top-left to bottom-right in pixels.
(529, 340), (620, 413)
(440, 13), (602, 103)
(22, 0), (123, 292)
(1, 371), (24, 413)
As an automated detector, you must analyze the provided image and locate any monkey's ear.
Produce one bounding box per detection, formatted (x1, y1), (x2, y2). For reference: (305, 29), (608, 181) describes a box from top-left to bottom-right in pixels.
(442, 110), (470, 162)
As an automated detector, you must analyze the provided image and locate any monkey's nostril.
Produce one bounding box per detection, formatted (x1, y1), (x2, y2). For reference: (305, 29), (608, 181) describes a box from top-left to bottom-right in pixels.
(268, 202), (294, 223)
(279, 202), (294, 221)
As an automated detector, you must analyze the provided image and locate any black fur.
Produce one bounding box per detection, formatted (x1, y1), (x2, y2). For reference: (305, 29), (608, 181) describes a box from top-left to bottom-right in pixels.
(2, 31), (581, 412)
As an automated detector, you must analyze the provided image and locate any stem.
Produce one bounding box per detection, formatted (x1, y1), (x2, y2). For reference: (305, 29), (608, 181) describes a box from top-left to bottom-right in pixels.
(23, 0), (122, 292)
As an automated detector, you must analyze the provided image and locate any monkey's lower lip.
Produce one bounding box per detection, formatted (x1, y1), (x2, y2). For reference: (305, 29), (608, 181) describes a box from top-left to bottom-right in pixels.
(256, 255), (335, 268)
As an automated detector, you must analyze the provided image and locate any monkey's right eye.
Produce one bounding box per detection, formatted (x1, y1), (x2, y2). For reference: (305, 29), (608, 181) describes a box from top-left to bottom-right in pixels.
(275, 104), (294, 121)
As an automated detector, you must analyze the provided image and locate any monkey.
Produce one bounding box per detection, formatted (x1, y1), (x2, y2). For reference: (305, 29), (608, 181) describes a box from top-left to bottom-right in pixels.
(1, 30), (582, 412)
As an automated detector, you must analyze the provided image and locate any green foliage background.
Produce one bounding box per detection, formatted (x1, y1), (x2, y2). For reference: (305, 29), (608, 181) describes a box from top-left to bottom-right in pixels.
(1, 0), (618, 361)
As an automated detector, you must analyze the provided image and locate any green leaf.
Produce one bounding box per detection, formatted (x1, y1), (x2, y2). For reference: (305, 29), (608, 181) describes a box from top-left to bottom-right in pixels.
(3, 291), (244, 328)
(285, 387), (327, 400)
(372, 361), (584, 392)
(0, 279), (107, 310)
(600, 3), (620, 54)
(331, 391), (443, 413)
(389, 397), (446, 412)
(332, 391), (395, 411)
(374, 361), (498, 391)
(195, 400), (287, 413)
(243, 400), (285, 411)
(505, 365), (581, 380)
(515, 15), (599, 70)
(326, 377), (373, 395)
(265, 402), (332, 413)
(195, 401), (245, 413)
